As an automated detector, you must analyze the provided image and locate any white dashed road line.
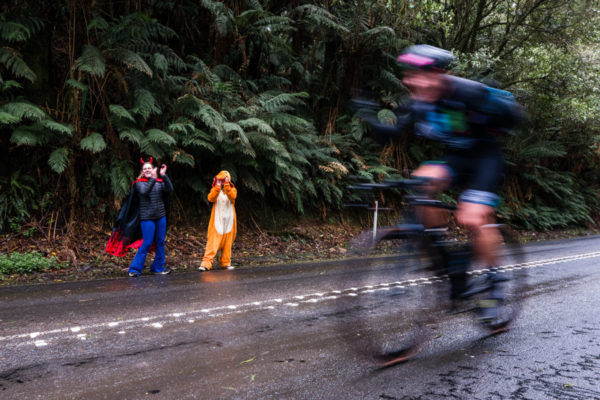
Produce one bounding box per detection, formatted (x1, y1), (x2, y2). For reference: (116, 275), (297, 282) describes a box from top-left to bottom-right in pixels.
(3, 251), (600, 348)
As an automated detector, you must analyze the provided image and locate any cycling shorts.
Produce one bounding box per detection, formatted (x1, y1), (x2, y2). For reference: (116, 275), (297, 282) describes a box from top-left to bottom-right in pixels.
(423, 141), (505, 208)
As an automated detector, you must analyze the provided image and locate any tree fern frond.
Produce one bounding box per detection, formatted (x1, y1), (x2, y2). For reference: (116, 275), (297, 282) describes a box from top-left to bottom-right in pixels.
(153, 52), (168, 76)
(224, 122), (255, 157)
(20, 16), (44, 37)
(510, 141), (566, 162)
(252, 74), (292, 89)
(239, 170), (265, 195)
(245, 0), (263, 11)
(119, 128), (144, 145)
(87, 17), (109, 33)
(188, 56), (221, 84)
(253, 16), (294, 32)
(379, 69), (404, 91)
(10, 126), (42, 146)
(360, 26), (395, 41)
(132, 88), (161, 119)
(177, 96), (225, 140)
(304, 180), (317, 199)
(267, 113), (313, 131)
(0, 20), (30, 42)
(109, 104), (136, 123)
(168, 121), (194, 135)
(200, 0), (230, 16)
(35, 119), (72, 136)
(350, 116), (366, 141)
(0, 47), (36, 81)
(80, 132), (107, 153)
(179, 129), (215, 151)
(127, 41), (186, 71)
(0, 111), (19, 124)
(139, 140), (166, 159)
(145, 128), (176, 146)
(66, 79), (88, 92)
(284, 165), (304, 181)
(110, 159), (134, 198)
(293, 4), (350, 34)
(1, 78), (22, 92)
(213, 64), (242, 83)
(260, 92), (309, 113)
(76, 44), (106, 77)
(237, 118), (275, 135)
(48, 147), (70, 173)
(246, 131), (288, 158)
(1, 102), (46, 121)
(293, 190), (304, 214)
(289, 152), (310, 166)
(105, 48), (153, 77)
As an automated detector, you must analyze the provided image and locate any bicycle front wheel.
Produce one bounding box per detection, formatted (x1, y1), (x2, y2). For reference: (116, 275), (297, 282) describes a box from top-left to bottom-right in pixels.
(337, 225), (446, 364)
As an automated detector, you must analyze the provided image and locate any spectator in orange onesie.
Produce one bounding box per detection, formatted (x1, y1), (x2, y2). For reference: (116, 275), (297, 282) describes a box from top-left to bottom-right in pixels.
(199, 170), (237, 271)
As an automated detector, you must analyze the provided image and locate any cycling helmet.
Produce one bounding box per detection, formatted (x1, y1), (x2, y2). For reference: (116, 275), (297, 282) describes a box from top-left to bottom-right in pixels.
(397, 44), (455, 71)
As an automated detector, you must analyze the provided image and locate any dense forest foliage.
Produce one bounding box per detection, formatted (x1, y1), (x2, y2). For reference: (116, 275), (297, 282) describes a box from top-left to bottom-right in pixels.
(1, 0), (599, 236)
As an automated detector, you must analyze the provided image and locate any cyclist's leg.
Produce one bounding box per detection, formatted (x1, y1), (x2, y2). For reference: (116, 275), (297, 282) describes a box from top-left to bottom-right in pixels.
(455, 143), (507, 322)
(411, 162), (452, 228)
(455, 201), (501, 266)
(413, 159), (474, 301)
(455, 141), (504, 269)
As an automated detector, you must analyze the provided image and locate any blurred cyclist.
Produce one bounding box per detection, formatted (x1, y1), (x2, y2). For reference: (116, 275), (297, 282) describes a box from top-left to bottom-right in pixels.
(361, 44), (523, 325)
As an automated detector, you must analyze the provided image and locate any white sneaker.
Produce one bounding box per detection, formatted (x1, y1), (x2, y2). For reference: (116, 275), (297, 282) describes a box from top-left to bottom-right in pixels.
(225, 266), (235, 270)
(198, 266), (208, 271)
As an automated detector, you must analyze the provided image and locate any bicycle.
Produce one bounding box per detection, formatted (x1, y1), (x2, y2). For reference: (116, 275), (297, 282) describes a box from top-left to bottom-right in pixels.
(338, 177), (527, 368)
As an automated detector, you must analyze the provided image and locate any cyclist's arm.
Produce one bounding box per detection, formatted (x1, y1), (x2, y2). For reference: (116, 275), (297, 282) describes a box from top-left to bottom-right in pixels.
(364, 106), (415, 144)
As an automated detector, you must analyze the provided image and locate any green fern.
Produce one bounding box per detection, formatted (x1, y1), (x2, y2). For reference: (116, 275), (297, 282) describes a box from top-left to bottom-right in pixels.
(105, 48), (153, 77)
(1, 102), (46, 121)
(132, 89), (162, 119)
(10, 126), (42, 146)
(118, 128), (144, 145)
(145, 128), (176, 146)
(0, 111), (19, 124)
(87, 16), (109, 33)
(0, 47), (36, 82)
(293, 4), (350, 35)
(76, 44), (106, 77)
(80, 133), (107, 153)
(109, 104), (136, 123)
(0, 19), (31, 43)
(66, 79), (89, 92)
(37, 119), (72, 136)
(48, 148), (70, 173)
(110, 159), (135, 198)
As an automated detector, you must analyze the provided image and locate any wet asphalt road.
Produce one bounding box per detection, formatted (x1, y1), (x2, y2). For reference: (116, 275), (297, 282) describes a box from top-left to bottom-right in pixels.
(2, 236), (600, 399)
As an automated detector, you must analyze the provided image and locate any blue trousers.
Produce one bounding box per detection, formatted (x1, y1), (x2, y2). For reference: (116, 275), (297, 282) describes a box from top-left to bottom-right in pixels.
(128, 216), (167, 275)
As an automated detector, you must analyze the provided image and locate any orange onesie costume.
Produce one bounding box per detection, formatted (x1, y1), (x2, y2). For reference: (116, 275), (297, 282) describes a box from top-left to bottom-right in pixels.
(200, 171), (237, 270)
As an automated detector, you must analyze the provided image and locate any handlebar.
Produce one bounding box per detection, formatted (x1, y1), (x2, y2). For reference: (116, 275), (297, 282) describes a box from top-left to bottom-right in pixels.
(347, 178), (428, 191)
(345, 177), (455, 210)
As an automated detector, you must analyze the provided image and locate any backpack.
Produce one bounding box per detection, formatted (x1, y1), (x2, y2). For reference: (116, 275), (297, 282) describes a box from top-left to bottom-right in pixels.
(479, 86), (524, 134)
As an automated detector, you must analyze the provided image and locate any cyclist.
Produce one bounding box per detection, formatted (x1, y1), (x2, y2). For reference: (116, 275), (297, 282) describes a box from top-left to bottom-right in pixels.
(360, 45), (523, 356)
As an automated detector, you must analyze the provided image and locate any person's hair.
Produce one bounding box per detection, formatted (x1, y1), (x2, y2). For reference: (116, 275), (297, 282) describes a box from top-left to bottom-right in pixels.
(137, 162), (154, 180)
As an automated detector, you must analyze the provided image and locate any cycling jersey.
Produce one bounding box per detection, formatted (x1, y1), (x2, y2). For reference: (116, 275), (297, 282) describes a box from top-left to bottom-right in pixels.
(366, 75), (521, 207)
